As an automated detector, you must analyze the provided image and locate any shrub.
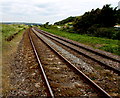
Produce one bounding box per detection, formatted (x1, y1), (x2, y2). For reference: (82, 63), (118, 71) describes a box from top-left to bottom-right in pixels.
(96, 27), (119, 39)
(87, 27), (119, 40)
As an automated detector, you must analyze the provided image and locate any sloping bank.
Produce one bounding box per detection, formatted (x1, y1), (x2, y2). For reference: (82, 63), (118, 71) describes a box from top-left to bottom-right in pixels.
(2, 24), (27, 96)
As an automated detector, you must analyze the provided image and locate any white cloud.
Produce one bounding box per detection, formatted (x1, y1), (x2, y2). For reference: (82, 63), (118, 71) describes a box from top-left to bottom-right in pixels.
(0, 0), (119, 23)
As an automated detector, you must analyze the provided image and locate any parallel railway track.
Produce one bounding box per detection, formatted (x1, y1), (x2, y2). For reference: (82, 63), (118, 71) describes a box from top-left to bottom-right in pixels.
(28, 29), (54, 97)
(34, 28), (120, 75)
(27, 27), (116, 97)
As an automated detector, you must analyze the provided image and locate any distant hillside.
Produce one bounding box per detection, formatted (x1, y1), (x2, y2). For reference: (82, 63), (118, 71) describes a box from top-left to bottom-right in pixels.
(54, 16), (76, 25)
(1, 22), (42, 25)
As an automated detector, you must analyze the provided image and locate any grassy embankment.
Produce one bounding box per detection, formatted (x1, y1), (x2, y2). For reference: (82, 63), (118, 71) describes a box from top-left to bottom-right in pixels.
(2, 24), (28, 55)
(2, 24), (28, 54)
(2, 24), (27, 41)
(1, 24), (29, 53)
(40, 27), (120, 56)
(1, 24), (28, 95)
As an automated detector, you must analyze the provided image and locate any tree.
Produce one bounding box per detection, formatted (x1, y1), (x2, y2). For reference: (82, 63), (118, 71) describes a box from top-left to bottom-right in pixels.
(43, 22), (49, 28)
(73, 4), (117, 34)
(73, 9), (101, 34)
(45, 22), (49, 25)
(98, 4), (116, 27)
(116, 9), (120, 24)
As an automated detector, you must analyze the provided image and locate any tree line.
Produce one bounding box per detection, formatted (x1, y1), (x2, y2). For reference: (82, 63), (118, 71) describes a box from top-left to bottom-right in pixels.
(42, 4), (120, 40)
(73, 4), (120, 39)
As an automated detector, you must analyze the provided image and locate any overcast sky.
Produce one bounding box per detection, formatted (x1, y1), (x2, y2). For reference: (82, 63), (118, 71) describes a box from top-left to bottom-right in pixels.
(0, 0), (119, 24)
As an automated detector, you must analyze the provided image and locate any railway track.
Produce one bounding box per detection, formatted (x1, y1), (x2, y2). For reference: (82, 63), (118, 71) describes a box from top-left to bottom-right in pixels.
(34, 28), (120, 75)
(27, 27), (115, 97)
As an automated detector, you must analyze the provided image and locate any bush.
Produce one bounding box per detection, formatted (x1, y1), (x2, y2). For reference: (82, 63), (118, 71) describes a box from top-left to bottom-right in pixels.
(87, 24), (100, 35)
(112, 30), (120, 40)
(87, 27), (119, 40)
(96, 28), (113, 38)
(96, 28), (120, 39)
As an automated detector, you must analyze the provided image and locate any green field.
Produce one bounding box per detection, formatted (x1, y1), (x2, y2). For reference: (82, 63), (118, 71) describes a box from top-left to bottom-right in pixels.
(40, 27), (120, 56)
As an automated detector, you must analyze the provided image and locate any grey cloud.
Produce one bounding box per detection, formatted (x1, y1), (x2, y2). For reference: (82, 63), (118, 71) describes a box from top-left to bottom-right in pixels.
(1, 0), (118, 23)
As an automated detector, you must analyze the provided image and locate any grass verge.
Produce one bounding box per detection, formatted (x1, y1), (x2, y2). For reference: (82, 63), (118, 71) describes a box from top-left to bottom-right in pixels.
(1, 24), (28, 41)
(40, 27), (120, 56)
(1, 24), (27, 95)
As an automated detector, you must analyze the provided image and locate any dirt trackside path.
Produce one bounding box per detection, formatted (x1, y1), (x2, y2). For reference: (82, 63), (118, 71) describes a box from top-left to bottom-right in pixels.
(2, 30), (24, 96)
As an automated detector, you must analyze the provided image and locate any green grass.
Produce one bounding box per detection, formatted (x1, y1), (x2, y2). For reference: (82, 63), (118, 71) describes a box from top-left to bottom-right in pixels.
(1, 24), (28, 53)
(1, 24), (28, 40)
(39, 27), (120, 55)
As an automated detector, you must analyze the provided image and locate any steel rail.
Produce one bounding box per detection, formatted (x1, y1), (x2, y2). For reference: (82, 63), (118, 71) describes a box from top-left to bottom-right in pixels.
(28, 28), (54, 98)
(31, 28), (112, 98)
(35, 28), (120, 63)
(35, 28), (120, 75)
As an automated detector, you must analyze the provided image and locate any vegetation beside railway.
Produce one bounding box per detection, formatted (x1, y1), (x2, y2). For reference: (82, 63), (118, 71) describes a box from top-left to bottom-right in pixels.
(1, 24), (28, 95)
(1, 23), (28, 56)
(40, 4), (120, 56)
(53, 4), (120, 40)
(39, 27), (120, 56)
(1, 24), (28, 41)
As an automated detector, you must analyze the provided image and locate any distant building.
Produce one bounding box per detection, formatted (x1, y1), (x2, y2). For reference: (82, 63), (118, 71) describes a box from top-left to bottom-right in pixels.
(118, 1), (120, 9)
(114, 25), (120, 28)
(114, 25), (120, 30)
